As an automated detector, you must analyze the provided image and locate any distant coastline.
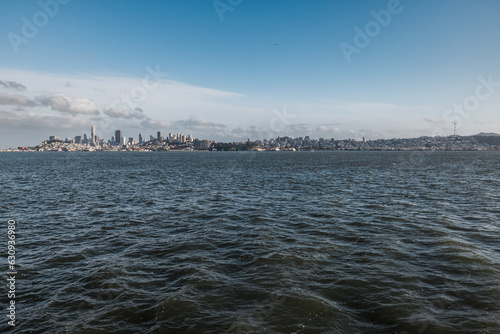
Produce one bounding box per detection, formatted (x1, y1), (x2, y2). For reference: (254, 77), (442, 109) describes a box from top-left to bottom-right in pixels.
(2, 133), (500, 152)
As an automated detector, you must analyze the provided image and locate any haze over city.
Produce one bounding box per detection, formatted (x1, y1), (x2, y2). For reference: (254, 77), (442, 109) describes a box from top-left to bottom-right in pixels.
(1, 0), (499, 148)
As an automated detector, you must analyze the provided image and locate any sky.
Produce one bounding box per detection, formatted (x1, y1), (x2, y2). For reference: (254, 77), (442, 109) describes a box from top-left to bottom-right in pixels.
(0, 0), (499, 148)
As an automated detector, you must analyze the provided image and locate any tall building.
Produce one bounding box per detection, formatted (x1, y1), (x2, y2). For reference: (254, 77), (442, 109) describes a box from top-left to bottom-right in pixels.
(115, 130), (122, 144)
(139, 133), (143, 143)
(90, 126), (96, 145)
(157, 131), (162, 141)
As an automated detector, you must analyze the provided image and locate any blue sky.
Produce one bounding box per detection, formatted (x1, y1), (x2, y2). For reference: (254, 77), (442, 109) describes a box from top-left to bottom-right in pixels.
(1, 0), (499, 147)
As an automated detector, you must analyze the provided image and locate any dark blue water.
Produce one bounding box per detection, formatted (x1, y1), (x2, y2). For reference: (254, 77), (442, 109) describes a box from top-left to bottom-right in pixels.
(1, 151), (499, 333)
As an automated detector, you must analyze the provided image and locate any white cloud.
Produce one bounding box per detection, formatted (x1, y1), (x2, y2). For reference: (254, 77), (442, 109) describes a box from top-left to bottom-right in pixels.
(0, 108), (91, 131)
(140, 117), (174, 130)
(35, 94), (99, 116)
(103, 107), (145, 119)
(177, 118), (226, 132)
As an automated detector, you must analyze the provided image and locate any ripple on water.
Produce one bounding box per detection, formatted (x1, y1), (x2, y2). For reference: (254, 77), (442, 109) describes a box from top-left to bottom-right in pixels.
(1, 151), (499, 333)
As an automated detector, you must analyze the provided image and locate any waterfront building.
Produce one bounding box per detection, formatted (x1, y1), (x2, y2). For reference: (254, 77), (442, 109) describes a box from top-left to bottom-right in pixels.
(139, 133), (143, 143)
(193, 139), (211, 150)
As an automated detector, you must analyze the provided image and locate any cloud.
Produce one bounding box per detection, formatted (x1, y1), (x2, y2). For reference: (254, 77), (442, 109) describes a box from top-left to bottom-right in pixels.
(316, 125), (328, 132)
(103, 107), (146, 119)
(0, 108), (90, 131)
(0, 68), (457, 145)
(177, 118), (226, 132)
(35, 94), (99, 116)
(139, 117), (228, 137)
(140, 117), (174, 130)
(0, 80), (26, 91)
(0, 93), (37, 107)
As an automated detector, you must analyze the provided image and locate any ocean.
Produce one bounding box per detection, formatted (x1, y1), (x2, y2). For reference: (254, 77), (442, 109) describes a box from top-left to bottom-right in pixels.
(1, 151), (499, 333)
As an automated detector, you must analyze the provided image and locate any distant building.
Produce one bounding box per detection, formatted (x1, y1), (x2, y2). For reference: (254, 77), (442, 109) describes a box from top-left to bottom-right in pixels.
(90, 126), (97, 145)
(138, 133), (143, 143)
(120, 136), (126, 146)
(48, 136), (59, 142)
(74, 136), (82, 144)
(115, 130), (122, 144)
(194, 139), (211, 150)
(157, 131), (162, 141)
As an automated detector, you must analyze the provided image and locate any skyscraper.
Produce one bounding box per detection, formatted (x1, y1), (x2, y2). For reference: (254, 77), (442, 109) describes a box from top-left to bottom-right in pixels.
(90, 126), (96, 145)
(139, 133), (143, 143)
(115, 130), (122, 144)
(157, 131), (162, 141)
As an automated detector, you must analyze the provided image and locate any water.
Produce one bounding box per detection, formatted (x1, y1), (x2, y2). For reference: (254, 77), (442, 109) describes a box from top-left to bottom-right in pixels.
(1, 151), (499, 333)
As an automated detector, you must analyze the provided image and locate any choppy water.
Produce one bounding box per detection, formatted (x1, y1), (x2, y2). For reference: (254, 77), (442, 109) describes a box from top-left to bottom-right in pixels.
(1, 151), (499, 333)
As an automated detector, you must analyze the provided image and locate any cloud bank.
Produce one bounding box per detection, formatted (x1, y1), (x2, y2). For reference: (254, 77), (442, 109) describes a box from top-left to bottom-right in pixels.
(1, 68), (479, 147)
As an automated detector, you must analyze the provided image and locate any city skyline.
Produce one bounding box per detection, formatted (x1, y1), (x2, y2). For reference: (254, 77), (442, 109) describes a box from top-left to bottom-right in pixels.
(1, 1), (500, 148)
(8, 123), (499, 152)
(29, 122), (500, 149)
